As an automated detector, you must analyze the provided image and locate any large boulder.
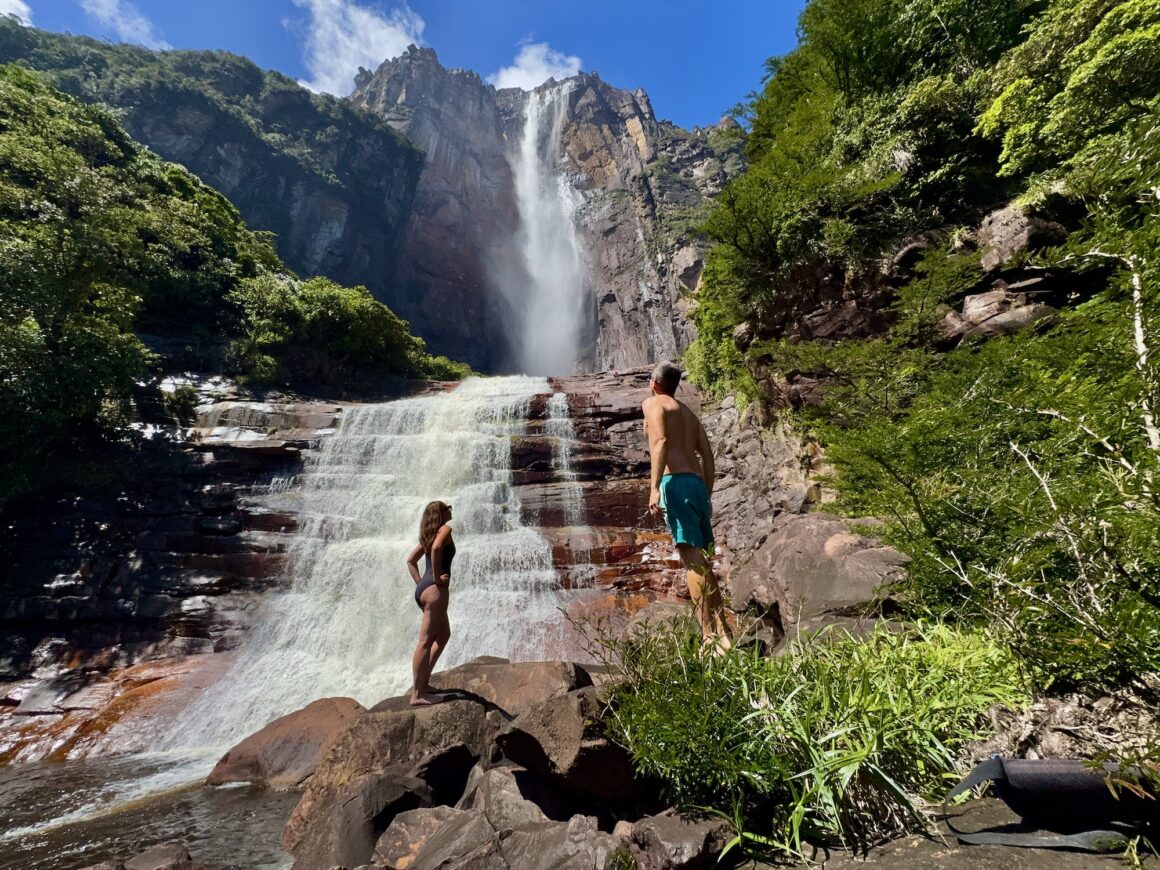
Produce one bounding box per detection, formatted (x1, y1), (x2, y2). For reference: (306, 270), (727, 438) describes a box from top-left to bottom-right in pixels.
(456, 763), (579, 827)
(373, 805), (477, 867)
(629, 811), (734, 870)
(372, 657), (593, 719)
(283, 698), (502, 858)
(495, 686), (645, 805)
(205, 696), (364, 789)
(374, 806), (623, 870)
(727, 513), (909, 628)
(288, 772), (433, 870)
(500, 815), (623, 869)
(940, 286), (1055, 346)
(977, 205), (1067, 273)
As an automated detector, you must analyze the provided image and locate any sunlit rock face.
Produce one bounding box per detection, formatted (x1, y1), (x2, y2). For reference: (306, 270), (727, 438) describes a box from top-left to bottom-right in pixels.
(352, 46), (745, 374)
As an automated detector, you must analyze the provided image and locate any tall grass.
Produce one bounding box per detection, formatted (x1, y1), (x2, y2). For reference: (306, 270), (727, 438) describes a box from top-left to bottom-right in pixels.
(594, 619), (1028, 858)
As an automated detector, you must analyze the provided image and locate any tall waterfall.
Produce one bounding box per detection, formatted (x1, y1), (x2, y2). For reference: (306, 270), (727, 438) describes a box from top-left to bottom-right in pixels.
(165, 376), (569, 749)
(507, 84), (588, 376)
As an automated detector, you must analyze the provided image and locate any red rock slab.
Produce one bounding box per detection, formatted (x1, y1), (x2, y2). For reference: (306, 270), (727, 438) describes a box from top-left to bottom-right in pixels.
(206, 696), (365, 790)
(516, 478), (648, 528)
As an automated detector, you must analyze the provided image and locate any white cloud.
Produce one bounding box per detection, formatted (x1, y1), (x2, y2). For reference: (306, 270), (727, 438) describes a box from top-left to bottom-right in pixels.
(0, 0), (33, 25)
(487, 42), (582, 91)
(79, 0), (171, 50)
(290, 0), (425, 96)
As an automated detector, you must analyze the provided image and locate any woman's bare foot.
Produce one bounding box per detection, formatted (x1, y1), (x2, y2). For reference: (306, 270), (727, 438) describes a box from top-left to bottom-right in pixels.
(410, 691), (446, 706)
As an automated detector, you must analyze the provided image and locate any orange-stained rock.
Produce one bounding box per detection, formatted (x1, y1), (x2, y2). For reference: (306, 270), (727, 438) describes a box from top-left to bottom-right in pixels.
(0, 654), (233, 764)
(205, 696), (365, 790)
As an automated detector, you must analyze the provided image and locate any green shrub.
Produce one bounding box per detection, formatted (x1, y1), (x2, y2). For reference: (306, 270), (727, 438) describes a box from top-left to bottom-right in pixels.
(597, 619), (1027, 859)
(227, 274), (473, 388)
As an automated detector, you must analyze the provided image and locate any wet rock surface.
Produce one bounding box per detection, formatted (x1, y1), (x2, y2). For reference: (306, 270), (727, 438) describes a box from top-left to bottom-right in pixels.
(205, 696), (366, 790)
(0, 395), (361, 762)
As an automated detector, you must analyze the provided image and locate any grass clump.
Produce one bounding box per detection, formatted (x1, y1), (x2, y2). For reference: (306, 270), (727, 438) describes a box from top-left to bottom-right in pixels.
(597, 618), (1027, 859)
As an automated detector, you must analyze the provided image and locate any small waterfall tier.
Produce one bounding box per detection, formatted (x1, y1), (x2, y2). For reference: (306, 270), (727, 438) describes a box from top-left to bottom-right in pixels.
(167, 376), (571, 749)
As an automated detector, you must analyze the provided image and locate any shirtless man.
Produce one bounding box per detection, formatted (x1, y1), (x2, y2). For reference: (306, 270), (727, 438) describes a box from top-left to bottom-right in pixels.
(643, 361), (732, 650)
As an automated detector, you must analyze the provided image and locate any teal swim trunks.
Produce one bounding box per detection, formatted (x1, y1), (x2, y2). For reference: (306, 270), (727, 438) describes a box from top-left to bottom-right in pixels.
(659, 473), (714, 551)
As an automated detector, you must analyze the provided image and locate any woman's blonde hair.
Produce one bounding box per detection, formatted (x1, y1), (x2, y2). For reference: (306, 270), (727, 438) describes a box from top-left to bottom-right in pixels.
(418, 500), (450, 554)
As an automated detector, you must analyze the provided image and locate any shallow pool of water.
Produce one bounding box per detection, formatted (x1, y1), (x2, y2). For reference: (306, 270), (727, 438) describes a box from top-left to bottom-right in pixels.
(0, 754), (298, 869)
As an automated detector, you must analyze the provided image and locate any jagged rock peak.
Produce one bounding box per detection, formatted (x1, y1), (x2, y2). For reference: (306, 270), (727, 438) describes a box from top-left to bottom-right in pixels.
(349, 46), (745, 372)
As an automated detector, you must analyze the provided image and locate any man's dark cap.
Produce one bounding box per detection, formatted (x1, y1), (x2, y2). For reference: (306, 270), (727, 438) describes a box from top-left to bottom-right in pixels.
(650, 361), (682, 395)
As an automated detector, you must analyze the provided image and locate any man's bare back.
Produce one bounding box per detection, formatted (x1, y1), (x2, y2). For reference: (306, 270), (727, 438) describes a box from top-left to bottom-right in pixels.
(642, 394), (712, 490)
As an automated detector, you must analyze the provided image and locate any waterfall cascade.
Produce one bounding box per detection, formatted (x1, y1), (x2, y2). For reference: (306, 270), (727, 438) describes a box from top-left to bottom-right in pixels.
(165, 376), (574, 750)
(507, 84), (589, 376)
(545, 392), (585, 527)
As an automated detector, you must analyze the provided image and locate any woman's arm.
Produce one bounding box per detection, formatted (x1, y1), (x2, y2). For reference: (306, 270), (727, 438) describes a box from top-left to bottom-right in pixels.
(406, 542), (424, 584)
(430, 525), (452, 584)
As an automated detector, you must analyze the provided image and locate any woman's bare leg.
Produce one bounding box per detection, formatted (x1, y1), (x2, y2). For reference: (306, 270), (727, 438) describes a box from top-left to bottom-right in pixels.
(412, 588), (449, 705)
(425, 610), (452, 692)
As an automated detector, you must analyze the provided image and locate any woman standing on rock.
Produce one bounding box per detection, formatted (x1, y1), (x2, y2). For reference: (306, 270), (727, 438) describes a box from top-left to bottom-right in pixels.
(406, 500), (455, 706)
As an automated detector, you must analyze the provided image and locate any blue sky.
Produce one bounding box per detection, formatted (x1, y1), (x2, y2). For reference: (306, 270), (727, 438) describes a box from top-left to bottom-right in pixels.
(8, 0), (807, 128)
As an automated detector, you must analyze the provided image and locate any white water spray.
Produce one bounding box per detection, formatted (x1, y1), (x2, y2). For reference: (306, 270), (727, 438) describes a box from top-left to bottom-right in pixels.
(164, 376), (571, 749)
(508, 84), (589, 376)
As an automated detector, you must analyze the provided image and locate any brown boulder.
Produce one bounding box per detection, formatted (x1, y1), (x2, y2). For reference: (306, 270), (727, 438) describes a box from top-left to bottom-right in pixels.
(499, 815), (623, 869)
(373, 805), (468, 867)
(961, 304), (1055, 340)
(288, 772), (433, 870)
(375, 806), (623, 870)
(978, 205), (1066, 273)
(283, 698), (503, 856)
(727, 514), (908, 627)
(123, 842), (202, 870)
(388, 807), (501, 870)
(205, 696), (364, 789)
(940, 287), (1056, 345)
(370, 657), (593, 719)
(495, 687), (644, 804)
(455, 764), (566, 829)
(630, 810), (733, 870)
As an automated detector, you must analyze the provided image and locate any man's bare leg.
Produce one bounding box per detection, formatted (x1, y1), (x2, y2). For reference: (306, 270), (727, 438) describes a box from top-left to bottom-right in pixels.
(676, 544), (733, 652)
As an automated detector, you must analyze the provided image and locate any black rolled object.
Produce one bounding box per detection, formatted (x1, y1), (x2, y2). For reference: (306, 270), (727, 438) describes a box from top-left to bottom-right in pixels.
(943, 756), (1159, 851)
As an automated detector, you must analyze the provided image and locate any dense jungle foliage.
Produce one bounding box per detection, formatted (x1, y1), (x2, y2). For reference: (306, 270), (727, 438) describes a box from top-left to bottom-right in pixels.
(687, 0), (1160, 692)
(0, 66), (466, 511)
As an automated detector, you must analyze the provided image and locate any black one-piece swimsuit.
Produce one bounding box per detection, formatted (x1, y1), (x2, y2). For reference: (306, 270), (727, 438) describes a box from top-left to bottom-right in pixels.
(414, 539), (455, 609)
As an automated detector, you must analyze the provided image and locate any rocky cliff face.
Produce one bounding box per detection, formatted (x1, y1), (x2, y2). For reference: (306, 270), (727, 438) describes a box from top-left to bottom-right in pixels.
(0, 23), (424, 326)
(3, 23), (739, 372)
(352, 46), (744, 371)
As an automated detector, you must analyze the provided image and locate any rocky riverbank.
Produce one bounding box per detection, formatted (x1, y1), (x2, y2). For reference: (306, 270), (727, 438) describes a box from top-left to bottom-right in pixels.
(70, 655), (1132, 870)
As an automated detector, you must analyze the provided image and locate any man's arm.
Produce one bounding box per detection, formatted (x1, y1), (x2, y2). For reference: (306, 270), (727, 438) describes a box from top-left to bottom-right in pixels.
(697, 418), (715, 497)
(643, 398), (668, 515)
